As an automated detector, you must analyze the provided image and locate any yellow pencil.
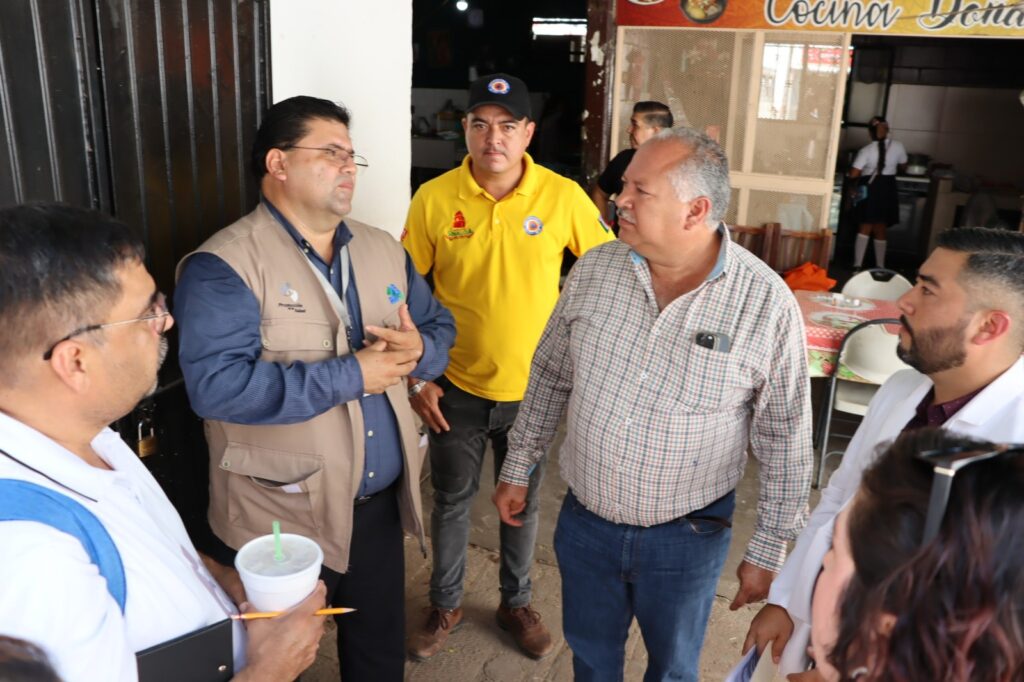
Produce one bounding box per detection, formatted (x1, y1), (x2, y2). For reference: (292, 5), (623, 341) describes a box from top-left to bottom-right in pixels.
(231, 607), (357, 620)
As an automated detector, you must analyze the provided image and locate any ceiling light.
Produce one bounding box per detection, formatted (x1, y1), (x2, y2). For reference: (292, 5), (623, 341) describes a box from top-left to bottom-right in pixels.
(456, 0), (469, 11)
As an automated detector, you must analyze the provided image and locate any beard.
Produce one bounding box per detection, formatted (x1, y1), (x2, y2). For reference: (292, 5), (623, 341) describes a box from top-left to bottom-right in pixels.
(896, 314), (968, 375)
(93, 335), (170, 427)
(144, 336), (169, 397)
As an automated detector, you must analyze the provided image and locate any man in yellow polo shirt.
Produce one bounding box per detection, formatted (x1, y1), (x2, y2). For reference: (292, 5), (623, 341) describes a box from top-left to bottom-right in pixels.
(403, 73), (613, 661)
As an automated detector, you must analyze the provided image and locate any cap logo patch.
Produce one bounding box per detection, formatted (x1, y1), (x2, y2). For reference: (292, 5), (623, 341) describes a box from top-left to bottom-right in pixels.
(523, 216), (543, 236)
(488, 78), (511, 95)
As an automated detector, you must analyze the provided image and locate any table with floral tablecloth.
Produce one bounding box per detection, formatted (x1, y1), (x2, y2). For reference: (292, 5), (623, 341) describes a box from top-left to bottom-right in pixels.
(795, 289), (901, 382)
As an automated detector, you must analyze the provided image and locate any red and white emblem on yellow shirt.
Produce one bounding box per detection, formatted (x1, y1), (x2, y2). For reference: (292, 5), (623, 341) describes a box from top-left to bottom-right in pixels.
(523, 216), (543, 236)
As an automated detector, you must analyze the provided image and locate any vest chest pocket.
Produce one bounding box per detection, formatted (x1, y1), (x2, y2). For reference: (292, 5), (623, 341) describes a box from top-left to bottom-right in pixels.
(259, 319), (341, 363)
(222, 444), (326, 533)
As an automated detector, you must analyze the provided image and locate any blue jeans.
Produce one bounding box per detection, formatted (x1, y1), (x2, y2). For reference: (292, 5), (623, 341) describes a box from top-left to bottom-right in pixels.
(428, 377), (545, 609)
(554, 489), (734, 682)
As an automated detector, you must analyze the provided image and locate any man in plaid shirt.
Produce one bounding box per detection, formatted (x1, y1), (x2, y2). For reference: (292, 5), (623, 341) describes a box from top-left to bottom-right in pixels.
(494, 127), (813, 681)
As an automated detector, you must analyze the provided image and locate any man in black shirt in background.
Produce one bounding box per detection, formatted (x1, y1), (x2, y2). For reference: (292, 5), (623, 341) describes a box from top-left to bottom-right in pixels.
(590, 101), (673, 233)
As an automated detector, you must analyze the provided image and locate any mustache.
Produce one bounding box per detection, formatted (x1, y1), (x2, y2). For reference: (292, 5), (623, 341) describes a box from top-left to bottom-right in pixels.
(617, 208), (635, 224)
(900, 315), (914, 338)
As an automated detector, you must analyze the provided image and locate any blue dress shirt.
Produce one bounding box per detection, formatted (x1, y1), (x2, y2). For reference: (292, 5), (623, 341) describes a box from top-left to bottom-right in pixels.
(174, 200), (454, 497)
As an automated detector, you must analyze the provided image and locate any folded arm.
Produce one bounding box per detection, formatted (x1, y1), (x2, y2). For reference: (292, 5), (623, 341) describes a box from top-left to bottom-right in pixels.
(175, 254), (366, 425)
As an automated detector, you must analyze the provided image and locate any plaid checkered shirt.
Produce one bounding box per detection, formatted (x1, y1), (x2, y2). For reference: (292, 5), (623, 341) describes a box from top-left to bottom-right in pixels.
(499, 231), (812, 572)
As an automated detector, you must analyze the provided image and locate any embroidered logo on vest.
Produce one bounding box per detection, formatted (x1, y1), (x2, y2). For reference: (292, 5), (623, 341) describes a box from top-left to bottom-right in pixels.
(386, 284), (404, 304)
(281, 282), (299, 302)
(278, 282), (306, 313)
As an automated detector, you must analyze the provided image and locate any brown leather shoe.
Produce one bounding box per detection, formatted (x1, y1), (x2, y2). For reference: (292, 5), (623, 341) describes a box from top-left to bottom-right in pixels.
(496, 604), (554, 659)
(407, 606), (463, 661)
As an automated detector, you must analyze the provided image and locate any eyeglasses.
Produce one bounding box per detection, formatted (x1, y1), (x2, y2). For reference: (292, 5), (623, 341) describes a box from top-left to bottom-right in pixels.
(915, 443), (1024, 544)
(282, 145), (368, 170)
(42, 292), (171, 360)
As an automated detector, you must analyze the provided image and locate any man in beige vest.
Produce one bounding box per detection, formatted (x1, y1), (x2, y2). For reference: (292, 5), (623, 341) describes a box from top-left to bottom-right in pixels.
(174, 96), (455, 681)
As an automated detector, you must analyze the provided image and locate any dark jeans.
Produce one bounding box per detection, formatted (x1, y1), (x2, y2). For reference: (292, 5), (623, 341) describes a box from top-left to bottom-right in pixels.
(205, 485), (405, 682)
(428, 376), (545, 609)
(554, 489), (734, 682)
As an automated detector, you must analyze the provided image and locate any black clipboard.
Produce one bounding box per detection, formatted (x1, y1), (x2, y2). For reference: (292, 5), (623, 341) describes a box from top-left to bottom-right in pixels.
(136, 617), (234, 682)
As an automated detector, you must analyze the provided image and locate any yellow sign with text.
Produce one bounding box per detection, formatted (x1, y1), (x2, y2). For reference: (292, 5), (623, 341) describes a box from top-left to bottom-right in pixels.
(618, 0), (1024, 37)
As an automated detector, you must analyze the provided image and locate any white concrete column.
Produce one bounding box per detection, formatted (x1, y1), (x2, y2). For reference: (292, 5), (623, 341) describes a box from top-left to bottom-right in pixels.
(270, 0), (412, 235)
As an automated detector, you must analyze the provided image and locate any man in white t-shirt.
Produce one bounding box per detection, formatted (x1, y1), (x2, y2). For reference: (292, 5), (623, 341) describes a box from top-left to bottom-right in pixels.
(742, 227), (1024, 678)
(0, 204), (327, 682)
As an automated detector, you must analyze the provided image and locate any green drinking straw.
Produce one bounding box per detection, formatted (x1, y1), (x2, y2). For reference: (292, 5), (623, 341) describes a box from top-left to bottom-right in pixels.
(272, 520), (284, 562)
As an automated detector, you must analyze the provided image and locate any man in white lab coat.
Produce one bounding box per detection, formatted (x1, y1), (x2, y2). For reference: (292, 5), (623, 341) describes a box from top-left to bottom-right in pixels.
(743, 226), (1024, 677)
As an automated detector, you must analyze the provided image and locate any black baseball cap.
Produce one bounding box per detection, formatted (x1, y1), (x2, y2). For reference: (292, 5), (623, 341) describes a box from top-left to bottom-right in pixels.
(466, 73), (532, 121)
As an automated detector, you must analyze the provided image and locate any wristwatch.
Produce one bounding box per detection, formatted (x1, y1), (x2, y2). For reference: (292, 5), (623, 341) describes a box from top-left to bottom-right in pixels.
(408, 379), (427, 398)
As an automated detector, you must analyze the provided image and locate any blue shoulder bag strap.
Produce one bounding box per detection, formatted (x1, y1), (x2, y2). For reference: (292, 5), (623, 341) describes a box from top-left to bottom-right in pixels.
(0, 478), (127, 613)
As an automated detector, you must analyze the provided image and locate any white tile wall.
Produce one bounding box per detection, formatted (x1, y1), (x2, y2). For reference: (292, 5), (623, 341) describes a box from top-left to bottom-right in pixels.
(888, 85), (944, 132)
(841, 84), (1024, 187)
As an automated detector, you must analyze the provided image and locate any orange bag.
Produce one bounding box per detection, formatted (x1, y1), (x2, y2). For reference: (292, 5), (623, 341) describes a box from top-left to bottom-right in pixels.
(783, 262), (836, 292)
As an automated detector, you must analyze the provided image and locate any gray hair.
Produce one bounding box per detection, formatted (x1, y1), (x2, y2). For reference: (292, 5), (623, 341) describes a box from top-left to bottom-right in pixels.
(652, 127), (731, 224)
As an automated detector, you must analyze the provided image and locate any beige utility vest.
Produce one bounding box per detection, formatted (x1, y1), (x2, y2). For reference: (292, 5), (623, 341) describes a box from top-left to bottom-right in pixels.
(176, 204), (425, 572)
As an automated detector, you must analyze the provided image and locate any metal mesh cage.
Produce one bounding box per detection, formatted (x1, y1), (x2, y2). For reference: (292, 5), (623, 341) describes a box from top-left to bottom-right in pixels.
(750, 32), (844, 180)
(613, 27), (848, 244)
(614, 28), (756, 166)
(747, 190), (824, 232)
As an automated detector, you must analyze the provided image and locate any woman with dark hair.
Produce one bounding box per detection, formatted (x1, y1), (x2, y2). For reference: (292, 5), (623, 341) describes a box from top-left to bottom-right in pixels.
(847, 116), (907, 270)
(0, 636), (62, 682)
(807, 428), (1024, 681)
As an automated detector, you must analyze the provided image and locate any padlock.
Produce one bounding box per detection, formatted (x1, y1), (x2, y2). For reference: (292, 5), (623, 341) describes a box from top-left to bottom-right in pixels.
(137, 419), (158, 458)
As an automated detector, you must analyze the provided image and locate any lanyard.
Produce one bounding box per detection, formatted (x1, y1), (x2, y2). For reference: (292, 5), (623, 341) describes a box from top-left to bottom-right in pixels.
(297, 243), (353, 349)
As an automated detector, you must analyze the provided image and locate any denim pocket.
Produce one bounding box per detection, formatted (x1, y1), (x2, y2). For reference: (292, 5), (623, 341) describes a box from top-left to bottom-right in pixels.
(683, 516), (732, 535)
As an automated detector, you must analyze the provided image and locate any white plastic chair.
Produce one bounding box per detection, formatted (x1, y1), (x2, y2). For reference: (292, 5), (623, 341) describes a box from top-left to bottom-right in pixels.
(841, 269), (912, 301)
(814, 318), (911, 487)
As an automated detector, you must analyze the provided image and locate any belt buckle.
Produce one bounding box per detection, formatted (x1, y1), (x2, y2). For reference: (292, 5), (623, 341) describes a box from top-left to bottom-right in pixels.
(354, 493), (375, 506)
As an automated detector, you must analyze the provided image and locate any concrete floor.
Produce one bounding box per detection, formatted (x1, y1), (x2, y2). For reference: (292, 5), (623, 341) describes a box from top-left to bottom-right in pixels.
(305, 397), (848, 681)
